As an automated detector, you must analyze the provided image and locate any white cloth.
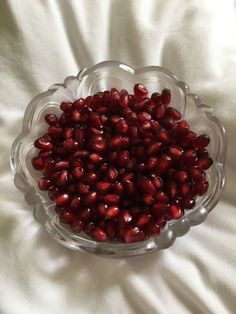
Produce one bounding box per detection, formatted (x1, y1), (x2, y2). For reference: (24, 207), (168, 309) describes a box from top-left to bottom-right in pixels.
(0, 0), (236, 313)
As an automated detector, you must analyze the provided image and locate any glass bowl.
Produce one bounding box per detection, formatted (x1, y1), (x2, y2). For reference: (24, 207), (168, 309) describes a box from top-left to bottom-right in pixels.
(11, 61), (226, 258)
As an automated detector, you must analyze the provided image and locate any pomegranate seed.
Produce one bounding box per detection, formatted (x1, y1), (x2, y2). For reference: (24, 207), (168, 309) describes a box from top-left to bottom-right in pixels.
(125, 111), (138, 125)
(70, 219), (82, 232)
(176, 120), (190, 135)
(169, 204), (182, 220)
(166, 107), (181, 120)
(179, 182), (191, 196)
(151, 92), (162, 105)
(118, 150), (130, 166)
(54, 193), (69, 205)
(115, 119), (129, 134)
(147, 142), (162, 155)
(166, 180), (178, 198)
(113, 181), (124, 195)
(124, 227), (141, 243)
(72, 98), (86, 111)
(146, 222), (160, 236)
(34, 137), (52, 150)
(168, 145), (183, 157)
(77, 183), (90, 195)
(118, 210), (132, 226)
(138, 112), (151, 122)
(146, 157), (158, 170)
(139, 177), (156, 194)
(157, 129), (170, 144)
(55, 170), (68, 186)
(108, 135), (123, 149)
(31, 157), (45, 170)
(60, 102), (71, 112)
(38, 177), (52, 190)
(197, 157), (213, 170)
(96, 181), (112, 193)
(70, 196), (81, 209)
(174, 170), (188, 182)
(39, 150), (52, 159)
(136, 214), (151, 227)
(72, 167), (84, 180)
(124, 180), (135, 195)
(84, 172), (98, 185)
(156, 154), (172, 173)
(193, 134), (210, 149)
(92, 228), (108, 241)
(83, 191), (97, 205)
(153, 105), (165, 119)
(119, 90), (129, 108)
(152, 176), (163, 189)
(194, 180), (209, 196)
(45, 114), (58, 125)
(106, 206), (120, 218)
(107, 167), (118, 181)
(103, 194), (120, 204)
(152, 203), (168, 213)
(143, 194), (155, 205)
(155, 191), (169, 203)
(181, 198), (196, 209)
(161, 89), (171, 106)
(134, 83), (148, 99)
(60, 210), (75, 224)
(97, 203), (108, 216)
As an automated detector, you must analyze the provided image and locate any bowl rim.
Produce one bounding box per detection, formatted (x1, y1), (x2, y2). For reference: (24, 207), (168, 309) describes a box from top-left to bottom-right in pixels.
(10, 60), (227, 253)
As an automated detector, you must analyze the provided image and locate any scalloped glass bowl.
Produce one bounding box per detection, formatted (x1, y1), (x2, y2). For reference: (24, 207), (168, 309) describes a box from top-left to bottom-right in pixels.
(11, 61), (226, 258)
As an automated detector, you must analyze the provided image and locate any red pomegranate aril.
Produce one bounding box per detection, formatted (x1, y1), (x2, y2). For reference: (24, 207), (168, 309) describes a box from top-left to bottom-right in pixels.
(45, 114), (58, 125)
(74, 128), (84, 142)
(146, 157), (158, 170)
(48, 126), (62, 138)
(151, 92), (162, 105)
(72, 167), (84, 180)
(166, 107), (182, 120)
(84, 172), (98, 185)
(79, 208), (92, 221)
(182, 198), (196, 209)
(115, 119), (129, 134)
(90, 139), (106, 153)
(155, 191), (169, 203)
(89, 112), (103, 129)
(152, 203), (168, 213)
(130, 125), (139, 139)
(73, 150), (88, 159)
(113, 181), (124, 195)
(166, 180), (178, 198)
(197, 157), (213, 170)
(117, 150), (130, 166)
(168, 145), (183, 157)
(124, 227), (141, 243)
(169, 204), (182, 220)
(124, 180), (135, 195)
(70, 109), (80, 122)
(60, 210), (75, 224)
(70, 196), (81, 209)
(63, 127), (73, 139)
(31, 157), (45, 170)
(152, 176), (163, 189)
(107, 167), (118, 181)
(125, 111), (138, 125)
(72, 98), (86, 111)
(54, 193), (69, 205)
(136, 214), (151, 227)
(39, 150), (52, 159)
(176, 120), (190, 135)
(88, 153), (102, 165)
(153, 105), (165, 119)
(97, 203), (108, 216)
(193, 134), (210, 149)
(103, 194), (120, 205)
(60, 102), (71, 112)
(96, 181), (111, 193)
(157, 129), (170, 144)
(106, 206), (120, 218)
(83, 191), (97, 205)
(77, 183), (90, 195)
(194, 180), (209, 196)
(54, 160), (69, 170)
(139, 120), (152, 132)
(119, 90), (129, 108)
(143, 194), (155, 205)
(147, 142), (162, 155)
(70, 219), (82, 233)
(174, 170), (188, 182)
(156, 154), (172, 173)
(108, 136), (123, 149)
(179, 182), (191, 196)
(138, 112), (151, 122)
(38, 177), (52, 190)
(134, 83), (148, 99)
(139, 177), (156, 194)
(147, 222), (160, 236)
(34, 137), (52, 150)
(63, 138), (77, 151)
(161, 89), (171, 106)
(92, 228), (108, 242)
(56, 170), (68, 186)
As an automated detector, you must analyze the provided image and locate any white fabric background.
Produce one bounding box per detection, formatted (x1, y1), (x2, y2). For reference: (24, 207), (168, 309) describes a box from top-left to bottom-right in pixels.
(0, 0), (236, 313)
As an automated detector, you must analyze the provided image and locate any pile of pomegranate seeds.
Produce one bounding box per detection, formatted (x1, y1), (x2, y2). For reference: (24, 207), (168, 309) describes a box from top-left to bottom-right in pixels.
(32, 84), (213, 243)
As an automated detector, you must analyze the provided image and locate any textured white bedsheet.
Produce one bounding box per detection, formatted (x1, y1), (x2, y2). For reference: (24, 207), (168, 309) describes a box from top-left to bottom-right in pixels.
(0, 0), (236, 313)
